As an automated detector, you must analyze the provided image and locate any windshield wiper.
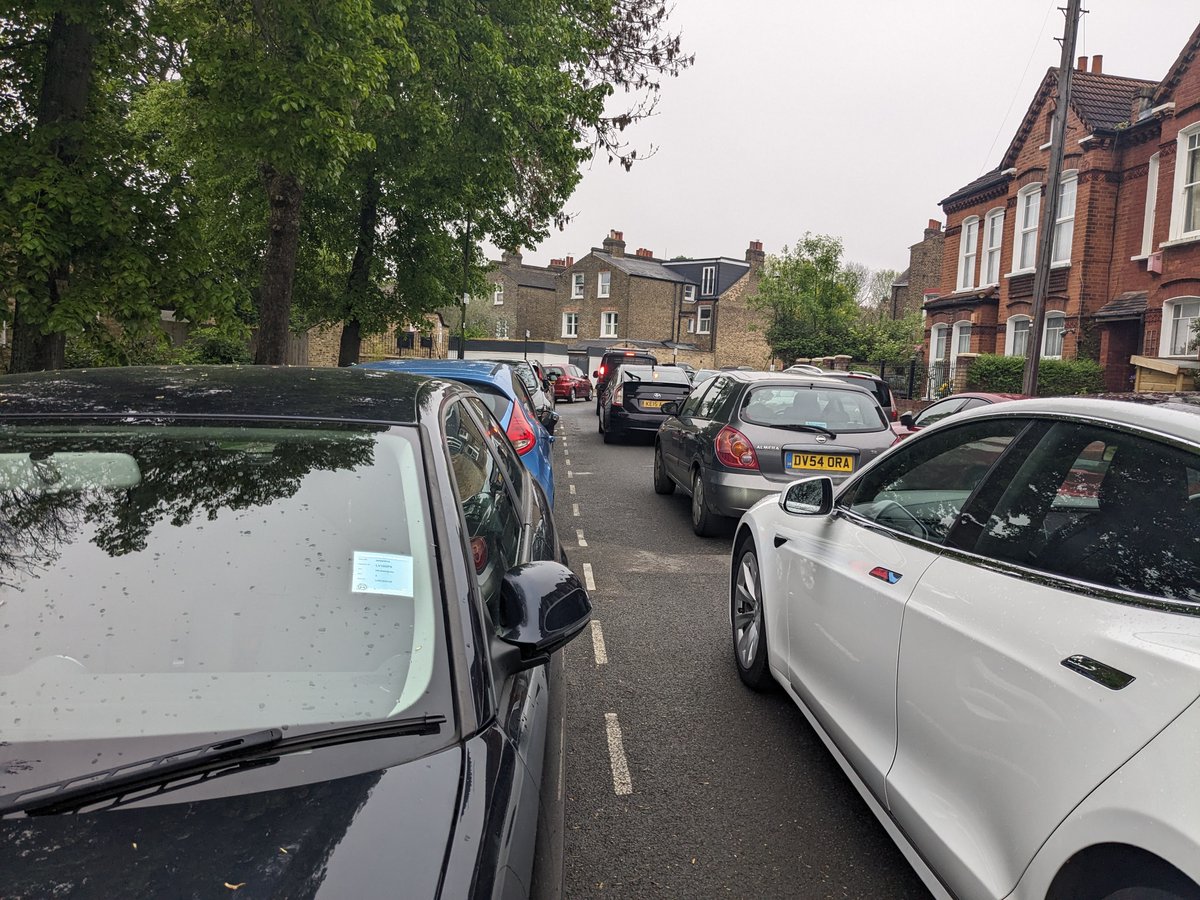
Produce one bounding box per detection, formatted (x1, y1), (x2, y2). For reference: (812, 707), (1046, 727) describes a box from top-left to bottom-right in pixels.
(0, 714), (445, 817)
(768, 423), (838, 439)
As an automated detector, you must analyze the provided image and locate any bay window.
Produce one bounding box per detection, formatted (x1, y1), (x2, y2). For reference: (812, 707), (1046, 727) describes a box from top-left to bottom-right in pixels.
(983, 208), (1004, 285)
(957, 217), (979, 291)
(1169, 124), (1200, 241)
(1013, 185), (1041, 273)
(1051, 172), (1077, 265)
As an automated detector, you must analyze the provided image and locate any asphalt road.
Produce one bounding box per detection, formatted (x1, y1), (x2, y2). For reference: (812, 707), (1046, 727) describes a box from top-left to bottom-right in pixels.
(552, 400), (930, 899)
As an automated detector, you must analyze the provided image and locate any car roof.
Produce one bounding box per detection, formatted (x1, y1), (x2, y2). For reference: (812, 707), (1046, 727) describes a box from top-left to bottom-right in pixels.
(942, 393), (1200, 443)
(718, 370), (877, 393)
(0, 366), (448, 425)
(363, 358), (510, 380)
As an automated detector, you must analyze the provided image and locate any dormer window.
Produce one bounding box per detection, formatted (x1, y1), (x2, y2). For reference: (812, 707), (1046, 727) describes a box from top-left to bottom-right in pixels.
(701, 266), (716, 296)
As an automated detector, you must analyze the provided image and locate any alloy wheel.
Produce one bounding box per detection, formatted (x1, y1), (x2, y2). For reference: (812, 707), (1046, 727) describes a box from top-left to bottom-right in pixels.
(733, 551), (762, 669)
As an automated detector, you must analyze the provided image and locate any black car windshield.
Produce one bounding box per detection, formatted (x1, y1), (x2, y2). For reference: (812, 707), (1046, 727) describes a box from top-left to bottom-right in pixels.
(741, 386), (888, 433)
(0, 422), (449, 746)
(620, 365), (690, 385)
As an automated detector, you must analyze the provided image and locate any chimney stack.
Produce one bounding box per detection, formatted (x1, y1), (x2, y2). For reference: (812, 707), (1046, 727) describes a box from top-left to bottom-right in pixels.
(565, 255), (574, 268)
(602, 229), (626, 258)
(500, 248), (522, 267)
(635, 247), (654, 259)
(1092, 54), (1102, 75)
(925, 219), (943, 238)
(549, 258), (566, 270)
(745, 239), (766, 268)
(1077, 56), (1087, 72)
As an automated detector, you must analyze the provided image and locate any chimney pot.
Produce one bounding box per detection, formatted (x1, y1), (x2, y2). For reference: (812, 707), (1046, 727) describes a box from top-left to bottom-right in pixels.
(1092, 54), (1102, 74)
(565, 255), (574, 267)
(927, 219), (940, 231)
(601, 230), (626, 258)
(1077, 56), (1088, 72)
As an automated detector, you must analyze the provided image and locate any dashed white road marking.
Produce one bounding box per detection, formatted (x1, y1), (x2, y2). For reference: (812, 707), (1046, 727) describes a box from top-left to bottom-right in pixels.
(567, 470), (574, 478)
(565, 457), (572, 466)
(582, 563), (596, 591)
(576, 529), (588, 547)
(572, 503), (580, 517)
(591, 620), (608, 665)
(604, 713), (633, 795)
(569, 483), (576, 495)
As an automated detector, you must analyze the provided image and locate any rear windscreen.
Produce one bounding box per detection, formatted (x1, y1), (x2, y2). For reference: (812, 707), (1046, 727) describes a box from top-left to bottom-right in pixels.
(741, 386), (887, 433)
(471, 383), (514, 422)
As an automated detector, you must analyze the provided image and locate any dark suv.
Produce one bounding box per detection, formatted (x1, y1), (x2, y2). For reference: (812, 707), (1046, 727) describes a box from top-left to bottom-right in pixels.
(593, 350), (658, 414)
(811, 371), (897, 422)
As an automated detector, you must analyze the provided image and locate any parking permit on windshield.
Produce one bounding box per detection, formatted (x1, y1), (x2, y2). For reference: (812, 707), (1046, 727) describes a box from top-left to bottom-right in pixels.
(351, 551), (414, 597)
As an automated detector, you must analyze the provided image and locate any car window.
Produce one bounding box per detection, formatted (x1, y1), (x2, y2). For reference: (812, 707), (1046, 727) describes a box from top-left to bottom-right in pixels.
(961, 421), (1200, 603)
(840, 418), (1028, 544)
(958, 397), (990, 412)
(914, 397), (967, 428)
(510, 375), (540, 419)
(445, 401), (523, 616)
(468, 382), (514, 423)
(464, 396), (525, 505)
(697, 376), (736, 418)
(741, 385), (886, 433)
(679, 377), (713, 417)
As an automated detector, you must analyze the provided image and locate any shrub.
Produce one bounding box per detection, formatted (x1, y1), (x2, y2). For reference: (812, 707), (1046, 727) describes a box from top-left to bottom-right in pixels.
(178, 325), (252, 365)
(65, 324), (181, 369)
(964, 354), (1104, 396)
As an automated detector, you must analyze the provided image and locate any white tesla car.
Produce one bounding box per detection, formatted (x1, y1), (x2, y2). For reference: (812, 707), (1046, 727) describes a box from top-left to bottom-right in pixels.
(730, 394), (1200, 900)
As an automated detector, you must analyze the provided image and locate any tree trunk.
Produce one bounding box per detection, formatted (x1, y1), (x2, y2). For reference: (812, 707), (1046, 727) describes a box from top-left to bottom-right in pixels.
(337, 171), (381, 367)
(254, 167), (305, 365)
(10, 11), (94, 373)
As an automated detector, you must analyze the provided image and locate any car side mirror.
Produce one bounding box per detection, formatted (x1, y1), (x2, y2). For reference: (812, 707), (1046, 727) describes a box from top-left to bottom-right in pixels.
(779, 476), (834, 516)
(899, 412), (916, 429)
(540, 409), (560, 434)
(592, 370), (599, 379)
(547, 372), (559, 381)
(660, 400), (681, 417)
(496, 562), (592, 665)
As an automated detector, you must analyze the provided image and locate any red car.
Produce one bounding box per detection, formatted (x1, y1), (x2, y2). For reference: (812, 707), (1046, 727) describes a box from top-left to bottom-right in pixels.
(545, 364), (593, 403)
(893, 392), (1027, 439)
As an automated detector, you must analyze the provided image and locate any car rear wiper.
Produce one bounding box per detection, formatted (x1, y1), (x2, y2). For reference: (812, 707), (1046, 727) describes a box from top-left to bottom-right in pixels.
(0, 714), (445, 817)
(772, 423), (838, 438)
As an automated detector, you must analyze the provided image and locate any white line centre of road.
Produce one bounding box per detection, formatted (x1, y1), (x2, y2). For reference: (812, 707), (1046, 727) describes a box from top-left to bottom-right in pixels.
(582, 563), (596, 591)
(565, 457), (572, 466)
(569, 484), (576, 495)
(576, 529), (588, 547)
(591, 620), (608, 665)
(567, 470), (573, 478)
(604, 713), (633, 796)
(572, 503), (580, 517)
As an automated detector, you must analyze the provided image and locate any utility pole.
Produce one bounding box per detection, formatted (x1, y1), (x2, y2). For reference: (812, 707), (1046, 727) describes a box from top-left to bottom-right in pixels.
(1023, 0), (1085, 396)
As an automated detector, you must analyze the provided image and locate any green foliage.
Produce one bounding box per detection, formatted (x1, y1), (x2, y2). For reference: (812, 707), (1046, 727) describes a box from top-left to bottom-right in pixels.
(64, 323), (181, 369)
(178, 324), (253, 365)
(845, 309), (924, 362)
(964, 354), (1104, 395)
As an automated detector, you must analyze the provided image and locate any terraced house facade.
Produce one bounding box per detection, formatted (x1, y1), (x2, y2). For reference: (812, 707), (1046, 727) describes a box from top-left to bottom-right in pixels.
(927, 21), (1200, 393)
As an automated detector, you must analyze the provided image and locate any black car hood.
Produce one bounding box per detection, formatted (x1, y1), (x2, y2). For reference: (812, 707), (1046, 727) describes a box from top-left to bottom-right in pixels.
(0, 743), (463, 899)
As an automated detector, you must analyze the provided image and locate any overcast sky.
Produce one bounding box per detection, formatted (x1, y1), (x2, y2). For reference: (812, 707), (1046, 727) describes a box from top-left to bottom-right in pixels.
(509, 0), (1199, 274)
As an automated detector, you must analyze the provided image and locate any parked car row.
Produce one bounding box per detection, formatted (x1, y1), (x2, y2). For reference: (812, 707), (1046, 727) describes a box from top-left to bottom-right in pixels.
(0, 363), (591, 898)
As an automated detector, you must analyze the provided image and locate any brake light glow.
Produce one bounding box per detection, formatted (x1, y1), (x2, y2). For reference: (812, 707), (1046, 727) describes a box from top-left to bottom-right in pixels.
(506, 402), (537, 455)
(715, 425), (759, 470)
(598, 365), (606, 376)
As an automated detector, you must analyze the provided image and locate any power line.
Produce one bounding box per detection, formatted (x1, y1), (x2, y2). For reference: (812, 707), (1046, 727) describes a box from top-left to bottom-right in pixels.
(978, 0), (1059, 176)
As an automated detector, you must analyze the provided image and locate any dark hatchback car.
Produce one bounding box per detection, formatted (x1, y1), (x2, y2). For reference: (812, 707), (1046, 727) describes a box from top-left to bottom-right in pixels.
(592, 349), (658, 414)
(654, 372), (897, 535)
(598, 364), (691, 444)
(0, 367), (590, 899)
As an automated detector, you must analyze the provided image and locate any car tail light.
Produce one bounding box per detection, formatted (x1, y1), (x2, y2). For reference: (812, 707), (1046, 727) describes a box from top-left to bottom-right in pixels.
(598, 365), (606, 377)
(506, 403), (537, 455)
(612, 384), (624, 406)
(890, 407), (898, 421)
(715, 425), (759, 470)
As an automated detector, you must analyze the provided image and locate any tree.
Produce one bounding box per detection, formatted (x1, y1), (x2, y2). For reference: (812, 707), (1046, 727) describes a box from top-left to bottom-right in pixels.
(752, 234), (860, 361)
(0, 3), (238, 372)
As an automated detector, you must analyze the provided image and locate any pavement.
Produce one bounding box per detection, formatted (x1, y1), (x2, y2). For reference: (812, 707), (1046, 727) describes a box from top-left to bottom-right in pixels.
(551, 401), (931, 899)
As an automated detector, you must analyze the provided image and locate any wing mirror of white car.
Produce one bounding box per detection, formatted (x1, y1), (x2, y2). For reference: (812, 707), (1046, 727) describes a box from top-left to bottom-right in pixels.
(779, 476), (834, 516)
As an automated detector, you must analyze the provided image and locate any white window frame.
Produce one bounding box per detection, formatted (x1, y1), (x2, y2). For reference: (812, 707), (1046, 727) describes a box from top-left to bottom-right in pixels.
(1051, 171), (1077, 266)
(697, 306), (712, 334)
(597, 271), (611, 298)
(686, 317), (695, 333)
(494, 318), (509, 339)
(1169, 122), (1200, 242)
(1160, 297), (1200, 358)
(1140, 153), (1160, 257)
(492, 282), (504, 305)
(983, 208), (1005, 286)
(571, 272), (585, 299)
(1042, 312), (1066, 359)
(601, 311), (619, 338)
(951, 320), (972, 359)
(561, 311), (578, 338)
(1005, 315), (1032, 356)
(957, 216), (980, 291)
(701, 266), (716, 296)
(683, 284), (696, 303)
(1012, 184), (1042, 274)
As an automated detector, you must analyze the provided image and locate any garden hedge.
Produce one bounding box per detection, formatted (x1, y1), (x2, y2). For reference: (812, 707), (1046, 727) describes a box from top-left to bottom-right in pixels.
(964, 354), (1104, 395)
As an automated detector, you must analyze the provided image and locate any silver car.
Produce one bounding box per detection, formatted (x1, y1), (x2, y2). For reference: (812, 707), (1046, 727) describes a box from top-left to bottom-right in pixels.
(653, 372), (896, 535)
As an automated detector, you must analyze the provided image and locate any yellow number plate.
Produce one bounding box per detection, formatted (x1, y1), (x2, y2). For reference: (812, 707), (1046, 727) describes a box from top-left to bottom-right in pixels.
(788, 453), (853, 472)
(640, 400), (666, 409)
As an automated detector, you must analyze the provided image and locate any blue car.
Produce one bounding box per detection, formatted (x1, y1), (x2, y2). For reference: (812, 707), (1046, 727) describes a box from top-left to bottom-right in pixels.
(361, 359), (558, 506)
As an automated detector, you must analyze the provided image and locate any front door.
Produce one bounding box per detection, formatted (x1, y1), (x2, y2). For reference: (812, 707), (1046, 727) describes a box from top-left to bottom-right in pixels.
(780, 417), (1027, 800)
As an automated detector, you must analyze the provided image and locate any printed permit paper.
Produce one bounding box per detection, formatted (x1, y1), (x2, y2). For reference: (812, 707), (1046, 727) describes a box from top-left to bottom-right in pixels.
(351, 551), (414, 597)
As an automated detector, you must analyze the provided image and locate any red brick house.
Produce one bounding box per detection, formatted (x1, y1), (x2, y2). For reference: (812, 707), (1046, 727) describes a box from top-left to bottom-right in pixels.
(927, 21), (1200, 393)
